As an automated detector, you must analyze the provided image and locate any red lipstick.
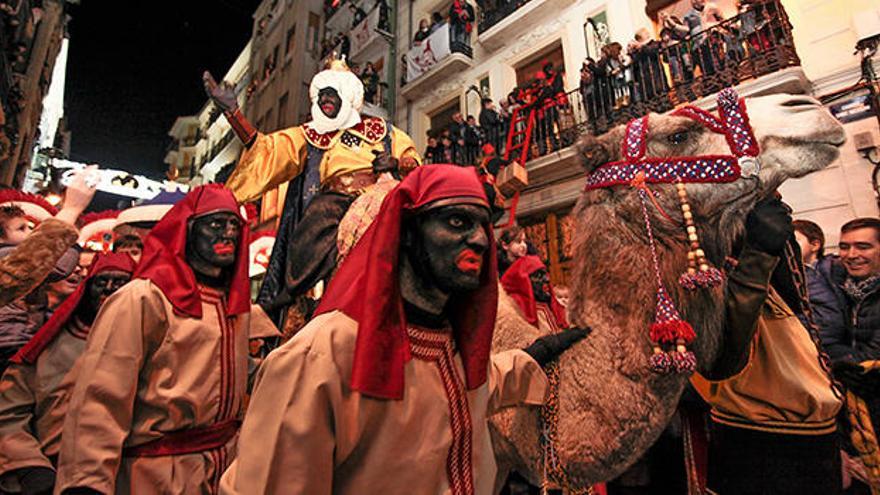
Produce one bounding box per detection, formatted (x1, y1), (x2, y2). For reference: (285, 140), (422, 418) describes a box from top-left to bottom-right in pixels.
(213, 243), (235, 255)
(455, 249), (483, 274)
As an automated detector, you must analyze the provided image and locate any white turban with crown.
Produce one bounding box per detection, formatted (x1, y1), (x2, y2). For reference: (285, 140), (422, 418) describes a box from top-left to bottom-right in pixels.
(307, 58), (364, 134)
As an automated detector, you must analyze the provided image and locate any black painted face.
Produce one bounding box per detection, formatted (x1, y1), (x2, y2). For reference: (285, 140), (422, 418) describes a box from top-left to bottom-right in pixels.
(318, 87), (342, 118)
(187, 212), (242, 277)
(406, 204), (491, 293)
(529, 268), (551, 303)
(81, 270), (131, 320)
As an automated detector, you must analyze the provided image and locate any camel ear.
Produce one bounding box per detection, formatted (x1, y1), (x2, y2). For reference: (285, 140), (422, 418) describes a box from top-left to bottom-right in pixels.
(578, 134), (614, 175)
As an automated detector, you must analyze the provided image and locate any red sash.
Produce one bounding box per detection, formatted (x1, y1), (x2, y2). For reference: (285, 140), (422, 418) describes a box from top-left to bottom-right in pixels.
(123, 419), (241, 458)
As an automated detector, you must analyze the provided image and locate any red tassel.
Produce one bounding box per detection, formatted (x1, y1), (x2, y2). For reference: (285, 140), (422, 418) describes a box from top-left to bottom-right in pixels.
(650, 320), (694, 344)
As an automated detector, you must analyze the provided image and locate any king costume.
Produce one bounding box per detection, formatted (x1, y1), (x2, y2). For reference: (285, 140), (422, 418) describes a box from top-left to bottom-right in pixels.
(220, 165), (551, 495)
(55, 185), (257, 495)
(219, 60), (421, 322)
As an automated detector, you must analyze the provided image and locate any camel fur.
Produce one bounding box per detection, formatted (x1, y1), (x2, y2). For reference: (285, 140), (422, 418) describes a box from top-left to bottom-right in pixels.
(489, 93), (847, 487)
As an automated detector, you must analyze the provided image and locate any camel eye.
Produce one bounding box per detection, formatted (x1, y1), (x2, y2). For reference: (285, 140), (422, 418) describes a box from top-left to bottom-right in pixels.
(667, 131), (689, 145)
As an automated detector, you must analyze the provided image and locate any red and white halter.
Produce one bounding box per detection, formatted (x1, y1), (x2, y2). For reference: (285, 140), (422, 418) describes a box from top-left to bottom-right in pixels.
(584, 88), (760, 191)
(582, 88), (761, 375)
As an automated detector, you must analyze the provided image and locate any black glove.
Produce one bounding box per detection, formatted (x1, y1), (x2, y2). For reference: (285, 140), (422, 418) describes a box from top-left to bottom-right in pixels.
(16, 466), (55, 495)
(833, 359), (880, 398)
(745, 196), (793, 256)
(202, 71), (239, 113)
(372, 150), (399, 175)
(61, 488), (102, 495)
(523, 327), (590, 367)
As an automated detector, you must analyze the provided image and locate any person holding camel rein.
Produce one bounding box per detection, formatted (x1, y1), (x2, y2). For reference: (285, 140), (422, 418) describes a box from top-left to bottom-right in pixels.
(693, 196), (842, 495)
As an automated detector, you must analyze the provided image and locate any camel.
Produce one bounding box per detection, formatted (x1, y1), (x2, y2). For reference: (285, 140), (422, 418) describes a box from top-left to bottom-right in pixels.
(490, 92), (847, 488)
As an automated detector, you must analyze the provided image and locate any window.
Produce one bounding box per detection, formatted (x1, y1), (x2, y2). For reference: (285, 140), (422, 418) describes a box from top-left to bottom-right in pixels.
(428, 99), (461, 138)
(278, 92), (289, 128)
(265, 108), (275, 131)
(307, 13), (321, 54)
(479, 76), (490, 97)
(286, 25), (297, 55)
(300, 82), (311, 122)
(515, 42), (564, 86)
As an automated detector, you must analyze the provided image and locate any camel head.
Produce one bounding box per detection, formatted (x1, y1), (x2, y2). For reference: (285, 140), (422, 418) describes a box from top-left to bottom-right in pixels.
(535, 92), (844, 485)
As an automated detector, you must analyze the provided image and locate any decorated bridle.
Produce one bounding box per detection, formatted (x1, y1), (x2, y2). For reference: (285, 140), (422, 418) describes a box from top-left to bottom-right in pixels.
(583, 88), (761, 375)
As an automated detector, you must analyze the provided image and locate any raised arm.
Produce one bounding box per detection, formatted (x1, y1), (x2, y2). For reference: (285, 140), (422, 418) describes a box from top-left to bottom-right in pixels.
(203, 71), (307, 204)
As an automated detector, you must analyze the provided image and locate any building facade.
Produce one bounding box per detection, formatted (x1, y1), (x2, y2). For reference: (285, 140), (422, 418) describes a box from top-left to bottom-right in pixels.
(0, 0), (71, 187)
(394, 0), (880, 284)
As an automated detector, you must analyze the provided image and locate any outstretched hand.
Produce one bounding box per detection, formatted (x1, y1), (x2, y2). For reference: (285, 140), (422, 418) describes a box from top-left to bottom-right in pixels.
(833, 359), (880, 398)
(202, 71), (238, 113)
(523, 327), (591, 367)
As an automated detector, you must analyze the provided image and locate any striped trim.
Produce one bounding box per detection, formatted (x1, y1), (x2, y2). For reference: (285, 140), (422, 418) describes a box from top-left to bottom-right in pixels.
(408, 326), (475, 495)
(535, 304), (562, 333)
(199, 286), (236, 423)
(67, 317), (91, 340)
(710, 410), (837, 436)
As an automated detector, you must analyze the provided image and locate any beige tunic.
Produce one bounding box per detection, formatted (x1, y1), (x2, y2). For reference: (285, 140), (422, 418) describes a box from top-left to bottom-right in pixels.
(219, 310), (548, 495)
(55, 279), (251, 495)
(0, 319), (89, 489)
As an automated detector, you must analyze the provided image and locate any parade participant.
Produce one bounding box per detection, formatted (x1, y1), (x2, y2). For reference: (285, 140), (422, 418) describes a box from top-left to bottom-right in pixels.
(0, 252), (135, 495)
(55, 184), (253, 495)
(203, 58), (420, 324)
(219, 165), (587, 494)
(501, 255), (568, 332)
(692, 197), (842, 495)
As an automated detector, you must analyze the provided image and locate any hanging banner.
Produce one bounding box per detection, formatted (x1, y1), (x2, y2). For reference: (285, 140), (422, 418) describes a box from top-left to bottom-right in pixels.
(350, 7), (381, 56)
(406, 23), (451, 82)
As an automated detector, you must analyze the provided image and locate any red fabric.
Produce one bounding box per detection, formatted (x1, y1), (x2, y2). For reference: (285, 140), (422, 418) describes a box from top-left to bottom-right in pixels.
(315, 164), (497, 400)
(122, 419), (240, 457)
(12, 252), (137, 364)
(135, 184), (250, 318)
(500, 255), (568, 329)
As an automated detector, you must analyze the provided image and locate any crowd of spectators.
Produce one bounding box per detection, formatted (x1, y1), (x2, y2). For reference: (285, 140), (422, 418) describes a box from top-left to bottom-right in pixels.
(423, 61), (568, 167)
(578, 0), (787, 124)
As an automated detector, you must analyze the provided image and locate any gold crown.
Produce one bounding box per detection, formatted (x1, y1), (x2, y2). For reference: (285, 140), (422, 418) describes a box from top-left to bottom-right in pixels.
(323, 55), (350, 72)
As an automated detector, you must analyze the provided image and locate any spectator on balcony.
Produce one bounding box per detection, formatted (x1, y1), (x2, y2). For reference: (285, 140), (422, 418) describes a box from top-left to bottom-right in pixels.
(439, 134), (455, 163)
(349, 3), (367, 28)
(449, 112), (467, 164)
(448, 0), (474, 47)
(429, 12), (445, 33)
(666, 0), (720, 78)
(361, 62), (380, 105)
(339, 33), (351, 59)
(631, 28), (668, 102)
(498, 97), (512, 143)
(424, 135), (440, 164)
(479, 98), (504, 155)
(579, 58), (597, 123)
(377, 0), (391, 32)
(414, 18), (431, 44)
(738, 0), (769, 54)
(463, 115), (482, 165)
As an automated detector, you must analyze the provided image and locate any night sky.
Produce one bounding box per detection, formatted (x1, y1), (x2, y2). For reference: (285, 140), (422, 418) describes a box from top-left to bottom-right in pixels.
(65, 0), (263, 180)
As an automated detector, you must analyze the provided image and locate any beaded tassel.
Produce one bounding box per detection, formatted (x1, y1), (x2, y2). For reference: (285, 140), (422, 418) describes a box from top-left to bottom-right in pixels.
(675, 180), (724, 291)
(634, 184), (698, 375)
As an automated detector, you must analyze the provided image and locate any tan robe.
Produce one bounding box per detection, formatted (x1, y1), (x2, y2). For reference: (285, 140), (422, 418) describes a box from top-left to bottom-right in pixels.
(55, 279), (251, 495)
(0, 319), (89, 490)
(219, 310), (548, 495)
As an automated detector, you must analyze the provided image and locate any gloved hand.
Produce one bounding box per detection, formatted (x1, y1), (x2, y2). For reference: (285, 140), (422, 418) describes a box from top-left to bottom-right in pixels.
(372, 150), (399, 175)
(16, 466), (55, 495)
(745, 196), (793, 256)
(833, 359), (880, 398)
(523, 327), (591, 367)
(202, 71), (239, 113)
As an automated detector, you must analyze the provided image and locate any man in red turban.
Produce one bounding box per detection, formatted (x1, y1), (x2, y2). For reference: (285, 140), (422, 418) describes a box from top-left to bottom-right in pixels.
(220, 165), (587, 494)
(55, 185), (257, 495)
(0, 252), (135, 495)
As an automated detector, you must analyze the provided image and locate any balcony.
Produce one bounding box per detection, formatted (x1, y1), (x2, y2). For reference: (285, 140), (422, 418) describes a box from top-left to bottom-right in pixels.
(349, 5), (391, 63)
(401, 23), (473, 100)
(477, 0), (576, 52)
